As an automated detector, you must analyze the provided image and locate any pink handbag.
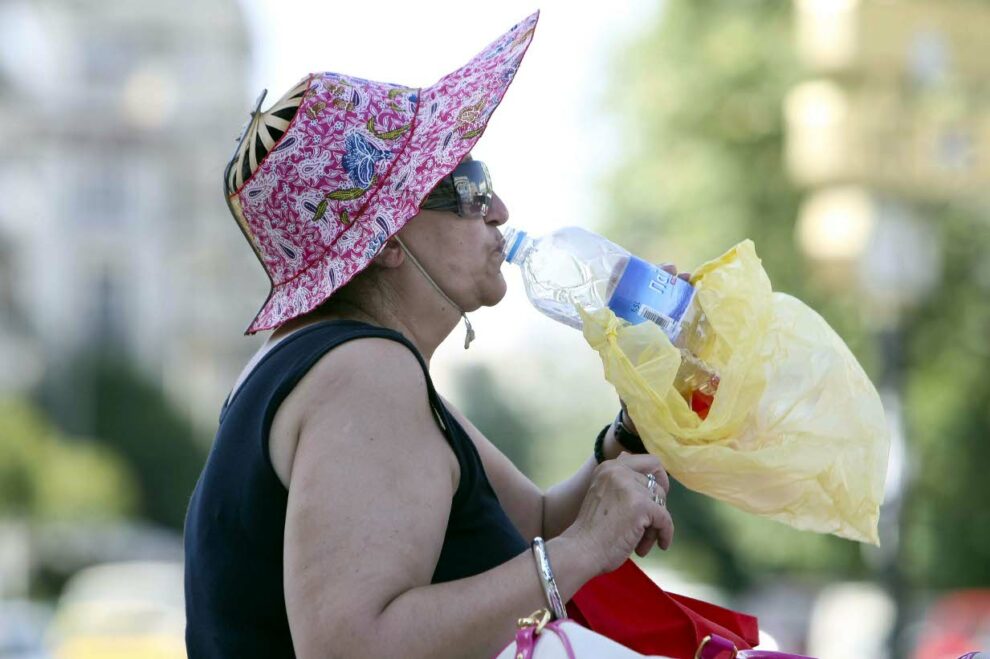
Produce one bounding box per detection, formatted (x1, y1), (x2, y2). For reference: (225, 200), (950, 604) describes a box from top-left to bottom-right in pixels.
(496, 609), (818, 659)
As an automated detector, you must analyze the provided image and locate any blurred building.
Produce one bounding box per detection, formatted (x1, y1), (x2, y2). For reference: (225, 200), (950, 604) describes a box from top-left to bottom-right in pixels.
(785, 1), (990, 655)
(0, 0), (267, 431)
(788, 0), (990, 202)
(787, 0), (990, 318)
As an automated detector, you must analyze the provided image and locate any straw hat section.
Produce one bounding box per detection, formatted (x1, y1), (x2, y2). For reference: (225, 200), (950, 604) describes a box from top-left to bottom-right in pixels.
(223, 11), (540, 335)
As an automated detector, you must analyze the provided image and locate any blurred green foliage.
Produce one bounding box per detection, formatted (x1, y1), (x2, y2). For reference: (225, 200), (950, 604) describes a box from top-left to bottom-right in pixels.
(0, 398), (137, 520)
(901, 204), (990, 588)
(455, 364), (536, 475)
(34, 352), (208, 530)
(600, 0), (989, 590)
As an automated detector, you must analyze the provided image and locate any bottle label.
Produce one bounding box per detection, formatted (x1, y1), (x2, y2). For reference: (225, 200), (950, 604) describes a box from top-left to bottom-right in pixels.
(607, 256), (695, 338)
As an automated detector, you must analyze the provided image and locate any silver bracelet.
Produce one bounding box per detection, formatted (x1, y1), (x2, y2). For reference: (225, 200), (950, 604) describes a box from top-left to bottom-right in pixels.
(531, 537), (568, 620)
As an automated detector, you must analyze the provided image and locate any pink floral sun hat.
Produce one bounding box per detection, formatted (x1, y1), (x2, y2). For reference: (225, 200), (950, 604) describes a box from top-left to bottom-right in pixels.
(223, 11), (539, 335)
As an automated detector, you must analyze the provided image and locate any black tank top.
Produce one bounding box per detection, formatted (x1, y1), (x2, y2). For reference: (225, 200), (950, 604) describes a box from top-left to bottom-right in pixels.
(183, 320), (528, 658)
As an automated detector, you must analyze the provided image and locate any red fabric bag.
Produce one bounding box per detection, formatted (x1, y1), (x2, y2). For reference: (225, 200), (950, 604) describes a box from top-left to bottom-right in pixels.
(565, 560), (760, 658)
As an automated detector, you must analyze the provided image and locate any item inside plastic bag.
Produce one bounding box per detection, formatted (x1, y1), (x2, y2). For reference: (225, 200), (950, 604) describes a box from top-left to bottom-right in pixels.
(578, 240), (889, 544)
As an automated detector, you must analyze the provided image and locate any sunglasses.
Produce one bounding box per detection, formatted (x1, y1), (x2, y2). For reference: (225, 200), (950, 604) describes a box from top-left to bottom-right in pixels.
(420, 160), (493, 219)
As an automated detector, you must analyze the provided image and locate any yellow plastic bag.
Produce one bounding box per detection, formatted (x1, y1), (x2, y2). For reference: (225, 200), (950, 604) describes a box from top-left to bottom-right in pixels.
(579, 240), (889, 544)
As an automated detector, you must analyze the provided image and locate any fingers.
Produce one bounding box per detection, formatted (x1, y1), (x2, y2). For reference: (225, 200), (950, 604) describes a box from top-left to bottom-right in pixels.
(634, 470), (670, 498)
(616, 452), (670, 495)
(653, 467), (670, 495)
(615, 452), (661, 475)
(645, 492), (674, 552)
(580, 453), (676, 567)
(635, 528), (657, 557)
(654, 506), (675, 550)
(638, 470), (674, 553)
(616, 453), (673, 554)
(658, 262), (692, 283)
(636, 501), (674, 555)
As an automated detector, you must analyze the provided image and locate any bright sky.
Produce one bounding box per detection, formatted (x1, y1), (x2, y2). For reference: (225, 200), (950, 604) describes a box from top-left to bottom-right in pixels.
(240, 0), (660, 385)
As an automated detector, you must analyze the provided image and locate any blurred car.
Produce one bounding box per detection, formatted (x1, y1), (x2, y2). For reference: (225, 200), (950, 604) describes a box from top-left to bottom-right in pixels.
(47, 561), (185, 659)
(807, 582), (894, 658)
(913, 589), (990, 659)
(0, 599), (54, 659)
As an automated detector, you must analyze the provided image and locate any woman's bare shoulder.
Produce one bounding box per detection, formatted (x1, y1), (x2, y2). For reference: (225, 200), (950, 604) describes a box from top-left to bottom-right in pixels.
(300, 334), (428, 403)
(269, 334), (445, 488)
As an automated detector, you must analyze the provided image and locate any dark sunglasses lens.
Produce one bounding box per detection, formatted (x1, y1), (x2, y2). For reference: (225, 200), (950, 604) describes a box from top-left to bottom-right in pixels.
(451, 160), (492, 218)
(420, 185), (458, 212)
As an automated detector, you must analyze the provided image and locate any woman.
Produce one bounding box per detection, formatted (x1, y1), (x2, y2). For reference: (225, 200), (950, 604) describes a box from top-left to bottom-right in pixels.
(184, 12), (674, 658)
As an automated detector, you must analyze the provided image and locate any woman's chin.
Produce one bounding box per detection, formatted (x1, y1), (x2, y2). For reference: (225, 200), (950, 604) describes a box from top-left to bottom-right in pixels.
(480, 273), (509, 307)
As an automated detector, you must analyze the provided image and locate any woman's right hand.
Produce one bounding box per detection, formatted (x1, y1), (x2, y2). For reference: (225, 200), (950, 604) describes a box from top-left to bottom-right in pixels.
(562, 452), (673, 576)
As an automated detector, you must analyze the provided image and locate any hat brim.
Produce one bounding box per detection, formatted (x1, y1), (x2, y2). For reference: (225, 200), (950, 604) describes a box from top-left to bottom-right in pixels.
(244, 11), (539, 334)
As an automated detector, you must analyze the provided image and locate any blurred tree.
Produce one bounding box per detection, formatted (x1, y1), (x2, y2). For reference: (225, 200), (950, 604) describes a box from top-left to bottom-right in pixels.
(599, 0), (869, 589)
(34, 352), (207, 530)
(454, 364), (536, 476)
(901, 205), (990, 588)
(601, 0), (990, 593)
(0, 398), (136, 520)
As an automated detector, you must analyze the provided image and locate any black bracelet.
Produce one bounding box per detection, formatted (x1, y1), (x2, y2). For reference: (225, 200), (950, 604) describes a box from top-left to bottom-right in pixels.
(613, 409), (647, 454)
(593, 423), (611, 465)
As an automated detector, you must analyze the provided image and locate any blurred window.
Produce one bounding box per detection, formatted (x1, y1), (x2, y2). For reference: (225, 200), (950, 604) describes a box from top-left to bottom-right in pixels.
(82, 37), (138, 84)
(88, 263), (127, 345)
(0, 232), (18, 322)
(77, 165), (129, 226)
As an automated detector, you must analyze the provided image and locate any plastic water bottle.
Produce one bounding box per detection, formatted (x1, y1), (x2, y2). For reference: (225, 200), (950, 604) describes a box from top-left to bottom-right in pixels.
(501, 226), (719, 417)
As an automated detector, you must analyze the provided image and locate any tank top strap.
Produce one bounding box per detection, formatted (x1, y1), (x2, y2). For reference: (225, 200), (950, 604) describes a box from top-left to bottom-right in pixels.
(223, 319), (467, 505)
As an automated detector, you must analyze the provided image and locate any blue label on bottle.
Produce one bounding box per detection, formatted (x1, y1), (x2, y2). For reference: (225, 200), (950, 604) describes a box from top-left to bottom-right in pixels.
(606, 256), (695, 338)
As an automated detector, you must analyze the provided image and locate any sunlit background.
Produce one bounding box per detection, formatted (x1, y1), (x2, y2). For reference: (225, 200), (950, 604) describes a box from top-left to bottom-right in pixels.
(1, 0), (988, 657)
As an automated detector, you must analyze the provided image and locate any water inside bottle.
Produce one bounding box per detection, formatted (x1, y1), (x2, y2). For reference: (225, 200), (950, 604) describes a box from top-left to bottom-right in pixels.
(519, 242), (615, 330)
(503, 225), (720, 418)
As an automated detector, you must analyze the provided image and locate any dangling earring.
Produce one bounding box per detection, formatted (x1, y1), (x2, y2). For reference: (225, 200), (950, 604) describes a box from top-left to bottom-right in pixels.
(462, 314), (475, 350)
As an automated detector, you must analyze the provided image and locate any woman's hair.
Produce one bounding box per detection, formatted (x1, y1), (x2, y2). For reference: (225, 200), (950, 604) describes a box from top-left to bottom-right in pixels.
(308, 263), (397, 318)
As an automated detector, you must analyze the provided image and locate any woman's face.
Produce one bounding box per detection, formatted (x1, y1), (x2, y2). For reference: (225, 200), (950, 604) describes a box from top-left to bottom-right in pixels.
(397, 166), (510, 311)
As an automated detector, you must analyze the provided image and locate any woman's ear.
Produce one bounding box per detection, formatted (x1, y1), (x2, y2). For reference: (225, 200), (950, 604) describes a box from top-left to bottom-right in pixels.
(371, 237), (405, 269)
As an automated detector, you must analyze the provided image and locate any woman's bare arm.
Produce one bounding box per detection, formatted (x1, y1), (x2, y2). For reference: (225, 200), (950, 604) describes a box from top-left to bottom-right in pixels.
(283, 339), (598, 658)
(443, 399), (630, 541)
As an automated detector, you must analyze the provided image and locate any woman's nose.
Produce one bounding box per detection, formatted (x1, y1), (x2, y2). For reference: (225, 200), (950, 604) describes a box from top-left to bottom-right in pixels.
(486, 192), (509, 226)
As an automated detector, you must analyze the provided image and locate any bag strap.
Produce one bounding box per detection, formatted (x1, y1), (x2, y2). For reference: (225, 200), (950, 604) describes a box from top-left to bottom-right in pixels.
(512, 625), (540, 659)
(512, 610), (577, 659)
(698, 633), (817, 659)
(545, 621), (577, 659)
(696, 634), (738, 659)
